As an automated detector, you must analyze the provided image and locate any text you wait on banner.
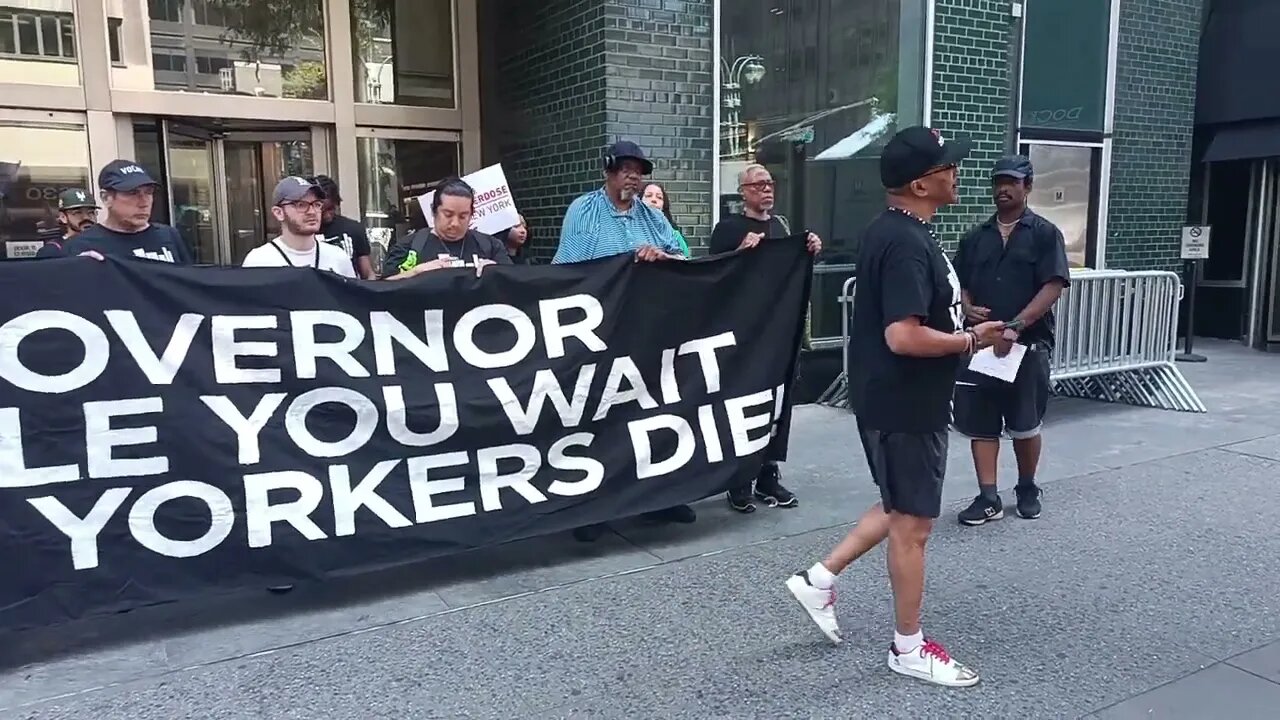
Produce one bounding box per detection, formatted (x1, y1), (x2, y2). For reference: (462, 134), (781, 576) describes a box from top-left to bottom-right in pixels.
(0, 239), (813, 630)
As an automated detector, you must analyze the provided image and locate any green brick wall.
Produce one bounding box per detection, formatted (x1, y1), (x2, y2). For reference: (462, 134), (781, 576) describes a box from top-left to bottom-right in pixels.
(929, 0), (1012, 251)
(490, 0), (608, 262)
(602, 0), (714, 251)
(1104, 0), (1203, 270)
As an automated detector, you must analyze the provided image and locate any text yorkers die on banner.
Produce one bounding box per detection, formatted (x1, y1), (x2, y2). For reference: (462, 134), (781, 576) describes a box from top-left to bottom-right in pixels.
(0, 237), (814, 630)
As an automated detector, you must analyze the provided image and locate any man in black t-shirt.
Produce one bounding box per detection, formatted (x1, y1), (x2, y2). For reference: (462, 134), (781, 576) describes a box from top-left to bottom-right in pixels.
(953, 156), (1070, 526)
(783, 126), (1003, 688)
(311, 175), (374, 279)
(708, 163), (822, 513)
(63, 160), (192, 264)
(379, 177), (512, 279)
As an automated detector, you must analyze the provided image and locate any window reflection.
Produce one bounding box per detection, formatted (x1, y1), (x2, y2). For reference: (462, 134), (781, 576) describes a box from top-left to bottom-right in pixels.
(112, 0), (328, 99)
(0, 0), (81, 86)
(719, 0), (925, 342)
(356, 137), (458, 265)
(719, 0), (924, 266)
(352, 0), (455, 107)
(0, 120), (91, 259)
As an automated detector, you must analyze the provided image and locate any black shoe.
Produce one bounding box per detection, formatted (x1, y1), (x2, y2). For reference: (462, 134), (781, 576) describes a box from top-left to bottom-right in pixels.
(754, 464), (798, 508)
(572, 523), (609, 542)
(728, 482), (756, 513)
(642, 504), (697, 524)
(958, 494), (1004, 526)
(1015, 483), (1042, 519)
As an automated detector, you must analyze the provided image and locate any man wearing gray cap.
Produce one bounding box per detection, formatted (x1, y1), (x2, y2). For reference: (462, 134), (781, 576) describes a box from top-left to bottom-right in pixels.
(242, 176), (356, 277)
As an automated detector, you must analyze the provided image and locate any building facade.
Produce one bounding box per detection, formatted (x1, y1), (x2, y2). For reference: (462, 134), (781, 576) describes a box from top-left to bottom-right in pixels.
(1, 0), (1201, 353)
(1188, 0), (1280, 351)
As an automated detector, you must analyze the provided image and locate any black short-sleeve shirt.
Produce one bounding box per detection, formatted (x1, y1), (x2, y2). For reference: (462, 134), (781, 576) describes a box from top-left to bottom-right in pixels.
(952, 209), (1070, 349)
(708, 213), (791, 254)
(319, 214), (372, 274)
(849, 208), (965, 433)
(380, 229), (512, 277)
(63, 223), (193, 265)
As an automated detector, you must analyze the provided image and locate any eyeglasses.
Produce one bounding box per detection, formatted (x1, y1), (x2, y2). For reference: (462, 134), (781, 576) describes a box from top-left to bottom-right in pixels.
(921, 164), (958, 179)
(281, 200), (324, 212)
(742, 180), (776, 191)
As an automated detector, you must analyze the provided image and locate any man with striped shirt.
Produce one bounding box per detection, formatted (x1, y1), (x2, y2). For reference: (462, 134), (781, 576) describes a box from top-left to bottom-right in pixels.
(553, 140), (686, 264)
(554, 139), (695, 542)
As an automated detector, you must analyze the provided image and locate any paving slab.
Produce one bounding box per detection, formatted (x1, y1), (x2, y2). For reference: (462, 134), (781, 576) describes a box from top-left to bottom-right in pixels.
(1226, 639), (1280, 684)
(1093, 663), (1280, 719)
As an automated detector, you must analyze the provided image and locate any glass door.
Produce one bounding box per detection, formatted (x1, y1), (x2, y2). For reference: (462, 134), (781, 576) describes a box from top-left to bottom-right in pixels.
(164, 123), (221, 264)
(162, 122), (314, 265)
(220, 132), (314, 264)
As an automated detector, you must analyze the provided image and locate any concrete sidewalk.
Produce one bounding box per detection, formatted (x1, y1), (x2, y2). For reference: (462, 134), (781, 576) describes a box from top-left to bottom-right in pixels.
(2, 339), (1279, 719)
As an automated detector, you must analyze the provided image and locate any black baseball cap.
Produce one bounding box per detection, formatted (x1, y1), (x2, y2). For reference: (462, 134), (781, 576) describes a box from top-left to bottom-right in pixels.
(98, 159), (159, 191)
(272, 176), (326, 205)
(606, 140), (654, 175)
(879, 126), (973, 189)
(992, 155), (1034, 180)
(57, 188), (97, 211)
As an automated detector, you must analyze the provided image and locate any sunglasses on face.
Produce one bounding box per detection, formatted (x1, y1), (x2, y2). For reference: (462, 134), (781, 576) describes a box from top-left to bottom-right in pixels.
(742, 180), (776, 191)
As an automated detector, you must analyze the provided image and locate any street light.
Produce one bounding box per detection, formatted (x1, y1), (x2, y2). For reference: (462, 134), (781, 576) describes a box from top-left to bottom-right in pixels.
(720, 54), (767, 159)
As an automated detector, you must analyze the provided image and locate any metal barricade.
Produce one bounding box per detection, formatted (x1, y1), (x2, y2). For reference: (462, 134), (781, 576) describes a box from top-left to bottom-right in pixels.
(816, 268), (1206, 413)
(1049, 269), (1206, 412)
(815, 276), (856, 407)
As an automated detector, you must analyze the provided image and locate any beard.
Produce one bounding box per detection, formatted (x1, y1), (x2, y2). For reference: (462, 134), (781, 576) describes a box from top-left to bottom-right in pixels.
(282, 215), (319, 236)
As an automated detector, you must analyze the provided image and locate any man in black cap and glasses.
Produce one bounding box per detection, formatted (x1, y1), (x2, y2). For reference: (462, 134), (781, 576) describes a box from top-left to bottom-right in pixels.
(784, 126), (1004, 687)
(35, 188), (98, 258)
(63, 159), (191, 264)
(952, 156), (1070, 527)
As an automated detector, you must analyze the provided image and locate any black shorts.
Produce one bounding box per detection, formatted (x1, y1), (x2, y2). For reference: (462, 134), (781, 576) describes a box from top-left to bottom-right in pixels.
(953, 347), (1052, 440)
(856, 418), (948, 519)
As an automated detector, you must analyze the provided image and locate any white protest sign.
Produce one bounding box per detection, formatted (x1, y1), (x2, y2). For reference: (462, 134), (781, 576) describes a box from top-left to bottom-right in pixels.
(1180, 225), (1211, 260)
(418, 164), (520, 236)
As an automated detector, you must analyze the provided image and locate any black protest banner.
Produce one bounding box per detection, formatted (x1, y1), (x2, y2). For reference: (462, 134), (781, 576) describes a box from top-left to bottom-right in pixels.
(0, 239), (812, 630)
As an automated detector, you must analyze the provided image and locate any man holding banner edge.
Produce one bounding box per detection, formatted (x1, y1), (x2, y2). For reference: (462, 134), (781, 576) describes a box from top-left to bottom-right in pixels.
(554, 139), (694, 542)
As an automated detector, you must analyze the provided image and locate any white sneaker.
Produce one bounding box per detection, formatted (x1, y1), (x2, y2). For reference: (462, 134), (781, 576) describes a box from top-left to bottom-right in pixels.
(887, 638), (980, 687)
(785, 571), (843, 644)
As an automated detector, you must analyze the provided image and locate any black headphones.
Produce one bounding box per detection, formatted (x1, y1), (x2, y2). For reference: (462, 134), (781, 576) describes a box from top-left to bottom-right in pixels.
(603, 151), (617, 173)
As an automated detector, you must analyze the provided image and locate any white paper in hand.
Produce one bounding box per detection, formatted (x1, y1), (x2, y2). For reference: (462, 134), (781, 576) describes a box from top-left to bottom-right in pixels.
(967, 343), (1027, 383)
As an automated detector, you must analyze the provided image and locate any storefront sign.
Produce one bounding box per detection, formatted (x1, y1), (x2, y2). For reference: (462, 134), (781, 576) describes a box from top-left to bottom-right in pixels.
(419, 164), (520, 236)
(0, 238), (812, 630)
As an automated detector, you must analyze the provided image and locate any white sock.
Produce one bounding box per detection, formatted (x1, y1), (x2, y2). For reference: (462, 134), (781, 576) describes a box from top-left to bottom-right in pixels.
(894, 630), (924, 654)
(807, 562), (836, 589)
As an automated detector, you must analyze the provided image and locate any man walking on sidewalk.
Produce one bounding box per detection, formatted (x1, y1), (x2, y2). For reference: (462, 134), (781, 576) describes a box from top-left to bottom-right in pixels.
(785, 126), (1004, 687)
(952, 156), (1070, 526)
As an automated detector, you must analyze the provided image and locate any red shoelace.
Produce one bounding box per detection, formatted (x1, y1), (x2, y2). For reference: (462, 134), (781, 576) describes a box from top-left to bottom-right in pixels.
(920, 639), (952, 664)
(821, 587), (836, 609)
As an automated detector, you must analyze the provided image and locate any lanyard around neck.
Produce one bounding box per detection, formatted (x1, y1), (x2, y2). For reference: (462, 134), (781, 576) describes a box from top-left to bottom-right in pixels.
(270, 239), (319, 268)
